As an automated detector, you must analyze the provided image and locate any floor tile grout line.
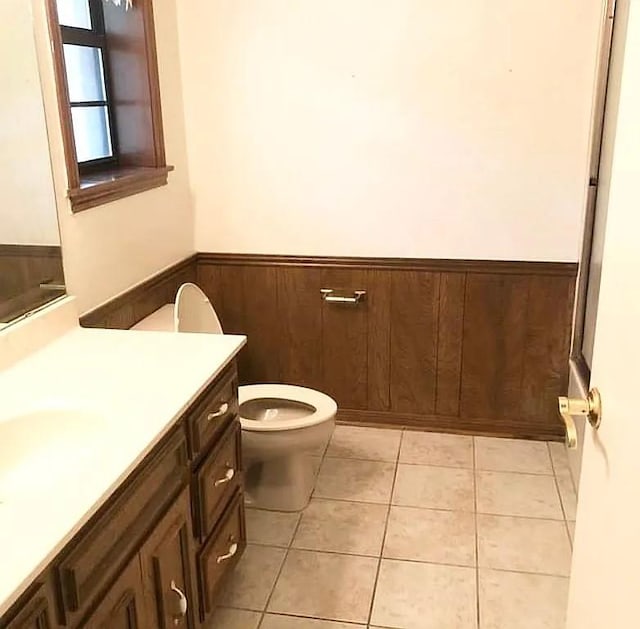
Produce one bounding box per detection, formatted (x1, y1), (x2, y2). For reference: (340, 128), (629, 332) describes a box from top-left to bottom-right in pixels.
(473, 436), (481, 629)
(324, 452), (558, 476)
(365, 427), (402, 626)
(258, 444), (323, 627)
(548, 442), (575, 550)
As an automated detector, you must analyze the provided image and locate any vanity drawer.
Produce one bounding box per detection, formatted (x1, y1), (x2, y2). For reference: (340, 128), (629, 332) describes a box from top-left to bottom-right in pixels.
(193, 419), (242, 541)
(57, 426), (189, 625)
(188, 363), (238, 460)
(197, 490), (246, 620)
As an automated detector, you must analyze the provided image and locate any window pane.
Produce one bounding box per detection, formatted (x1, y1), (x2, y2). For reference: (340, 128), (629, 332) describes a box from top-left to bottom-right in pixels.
(56, 0), (92, 29)
(71, 106), (113, 162)
(64, 45), (106, 103)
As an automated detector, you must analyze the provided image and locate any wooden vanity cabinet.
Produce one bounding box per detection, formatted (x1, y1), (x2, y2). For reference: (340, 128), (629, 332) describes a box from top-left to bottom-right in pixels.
(0, 360), (246, 629)
(78, 557), (146, 629)
(2, 582), (56, 629)
(140, 488), (197, 629)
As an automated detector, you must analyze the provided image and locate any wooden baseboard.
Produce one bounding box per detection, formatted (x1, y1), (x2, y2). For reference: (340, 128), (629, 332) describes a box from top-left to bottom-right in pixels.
(336, 409), (564, 441)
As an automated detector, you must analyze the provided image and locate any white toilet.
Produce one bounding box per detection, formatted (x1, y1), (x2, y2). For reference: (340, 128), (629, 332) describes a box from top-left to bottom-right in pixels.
(133, 283), (336, 511)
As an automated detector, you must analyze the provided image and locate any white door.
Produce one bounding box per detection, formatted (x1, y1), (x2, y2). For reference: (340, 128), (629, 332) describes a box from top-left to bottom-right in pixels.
(566, 1), (640, 627)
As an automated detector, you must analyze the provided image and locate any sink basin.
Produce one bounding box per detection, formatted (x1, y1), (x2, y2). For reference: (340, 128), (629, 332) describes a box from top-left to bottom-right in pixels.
(0, 408), (107, 500)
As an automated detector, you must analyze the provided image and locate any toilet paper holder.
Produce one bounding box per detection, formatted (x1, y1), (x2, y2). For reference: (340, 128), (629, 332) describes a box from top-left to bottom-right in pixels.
(320, 288), (367, 305)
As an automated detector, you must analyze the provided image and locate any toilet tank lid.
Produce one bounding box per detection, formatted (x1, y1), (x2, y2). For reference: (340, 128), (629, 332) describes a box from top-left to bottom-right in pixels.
(131, 304), (175, 331)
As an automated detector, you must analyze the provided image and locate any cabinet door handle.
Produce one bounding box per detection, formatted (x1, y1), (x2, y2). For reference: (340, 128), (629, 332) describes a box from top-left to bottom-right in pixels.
(207, 402), (229, 421)
(170, 580), (188, 625)
(214, 467), (235, 487)
(216, 542), (239, 564)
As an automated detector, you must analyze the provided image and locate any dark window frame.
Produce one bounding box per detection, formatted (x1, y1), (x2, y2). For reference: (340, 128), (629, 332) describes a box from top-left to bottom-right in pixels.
(60, 0), (120, 175)
(46, 0), (173, 213)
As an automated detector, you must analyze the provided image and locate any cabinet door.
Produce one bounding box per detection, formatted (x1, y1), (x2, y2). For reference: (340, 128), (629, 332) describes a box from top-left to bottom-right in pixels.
(140, 487), (197, 629)
(79, 557), (147, 629)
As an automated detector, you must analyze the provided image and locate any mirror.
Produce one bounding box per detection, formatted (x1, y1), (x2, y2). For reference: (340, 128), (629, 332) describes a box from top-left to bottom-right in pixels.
(0, 0), (65, 328)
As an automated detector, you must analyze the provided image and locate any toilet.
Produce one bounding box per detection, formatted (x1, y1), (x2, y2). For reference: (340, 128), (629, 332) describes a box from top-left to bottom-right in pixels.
(133, 282), (336, 511)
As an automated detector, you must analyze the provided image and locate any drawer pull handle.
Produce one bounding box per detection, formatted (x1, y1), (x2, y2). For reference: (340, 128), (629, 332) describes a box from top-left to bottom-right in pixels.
(216, 542), (239, 564)
(214, 467), (235, 487)
(207, 402), (229, 421)
(170, 580), (188, 625)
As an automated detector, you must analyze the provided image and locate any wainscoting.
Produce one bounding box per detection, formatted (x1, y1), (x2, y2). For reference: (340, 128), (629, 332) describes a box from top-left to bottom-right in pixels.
(0, 244), (65, 321)
(80, 253), (576, 440)
(80, 255), (197, 329)
(197, 254), (576, 440)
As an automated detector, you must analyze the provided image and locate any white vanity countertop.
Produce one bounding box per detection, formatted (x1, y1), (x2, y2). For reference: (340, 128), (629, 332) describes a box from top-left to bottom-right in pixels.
(0, 326), (246, 616)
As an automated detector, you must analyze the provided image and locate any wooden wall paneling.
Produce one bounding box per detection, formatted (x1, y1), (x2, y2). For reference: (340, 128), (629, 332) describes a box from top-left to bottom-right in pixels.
(240, 266), (281, 384)
(435, 272), (466, 417)
(320, 268), (369, 409)
(389, 270), (440, 415)
(460, 274), (530, 420)
(520, 275), (575, 435)
(276, 266), (324, 388)
(366, 270), (391, 412)
(80, 255), (197, 329)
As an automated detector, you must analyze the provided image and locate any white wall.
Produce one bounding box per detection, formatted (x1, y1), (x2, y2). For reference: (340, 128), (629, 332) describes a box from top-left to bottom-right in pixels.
(0, 0), (59, 246)
(178, 0), (602, 261)
(32, 0), (194, 314)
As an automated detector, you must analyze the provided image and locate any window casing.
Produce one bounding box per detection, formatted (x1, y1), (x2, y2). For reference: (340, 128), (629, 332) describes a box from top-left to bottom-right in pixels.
(47, 0), (172, 212)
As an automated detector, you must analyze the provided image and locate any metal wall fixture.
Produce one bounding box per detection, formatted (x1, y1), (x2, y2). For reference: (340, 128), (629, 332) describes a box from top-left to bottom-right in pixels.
(320, 288), (367, 305)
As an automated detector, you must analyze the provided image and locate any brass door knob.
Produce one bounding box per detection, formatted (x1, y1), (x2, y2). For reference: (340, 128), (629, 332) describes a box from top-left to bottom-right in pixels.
(558, 388), (602, 449)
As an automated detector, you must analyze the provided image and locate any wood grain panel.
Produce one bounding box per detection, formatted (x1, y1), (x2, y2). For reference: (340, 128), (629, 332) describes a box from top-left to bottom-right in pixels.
(240, 266), (280, 384)
(321, 268), (368, 409)
(389, 271), (439, 415)
(276, 266), (324, 387)
(460, 274), (529, 419)
(435, 273), (466, 417)
(81, 255), (197, 329)
(366, 270), (391, 411)
(521, 275), (575, 425)
(77, 253), (576, 440)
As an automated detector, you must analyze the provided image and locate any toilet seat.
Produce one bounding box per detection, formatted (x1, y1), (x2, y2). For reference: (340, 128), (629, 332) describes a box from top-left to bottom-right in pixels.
(239, 384), (337, 432)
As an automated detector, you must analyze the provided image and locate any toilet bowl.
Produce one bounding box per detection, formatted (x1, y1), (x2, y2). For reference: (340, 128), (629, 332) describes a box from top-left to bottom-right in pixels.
(134, 283), (337, 511)
(239, 384), (336, 511)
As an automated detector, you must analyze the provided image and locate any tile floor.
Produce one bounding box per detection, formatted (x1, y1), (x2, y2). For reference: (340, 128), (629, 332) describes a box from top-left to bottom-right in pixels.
(214, 426), (578, 629)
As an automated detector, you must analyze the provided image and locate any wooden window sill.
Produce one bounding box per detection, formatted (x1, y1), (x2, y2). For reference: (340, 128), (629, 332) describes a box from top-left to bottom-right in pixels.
(68, 165), (174, 213)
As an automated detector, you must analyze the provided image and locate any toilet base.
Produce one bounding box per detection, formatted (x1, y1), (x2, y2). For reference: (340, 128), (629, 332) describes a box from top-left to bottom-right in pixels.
(243, 453), (320, 511)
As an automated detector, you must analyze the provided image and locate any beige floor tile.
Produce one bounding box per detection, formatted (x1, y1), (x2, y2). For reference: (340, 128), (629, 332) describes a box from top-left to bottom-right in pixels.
(326, 425), (401, 462)
(475, 437), (553, 474)
(393, 464), (475, 511)
(567, 521), (576, 545)
(219, 544), (286, 610)
(476, 471), (563, 519)
(315, 458), (395, 504)
(261, 614), (366, 628)
(547, 441), (571, 473)
(210, 607), (262, 629)
(292, 498), (387, 556)
(555, 470), (578, 520)
(383, 506), (475, 566)
(371, 559), (477, 628)
(479, 569), (569, 629)
(246, 508), (300, 547)
(477, 514), (572, 576)
(268, 550), (378, 623)
(399, 431), (473, 468)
